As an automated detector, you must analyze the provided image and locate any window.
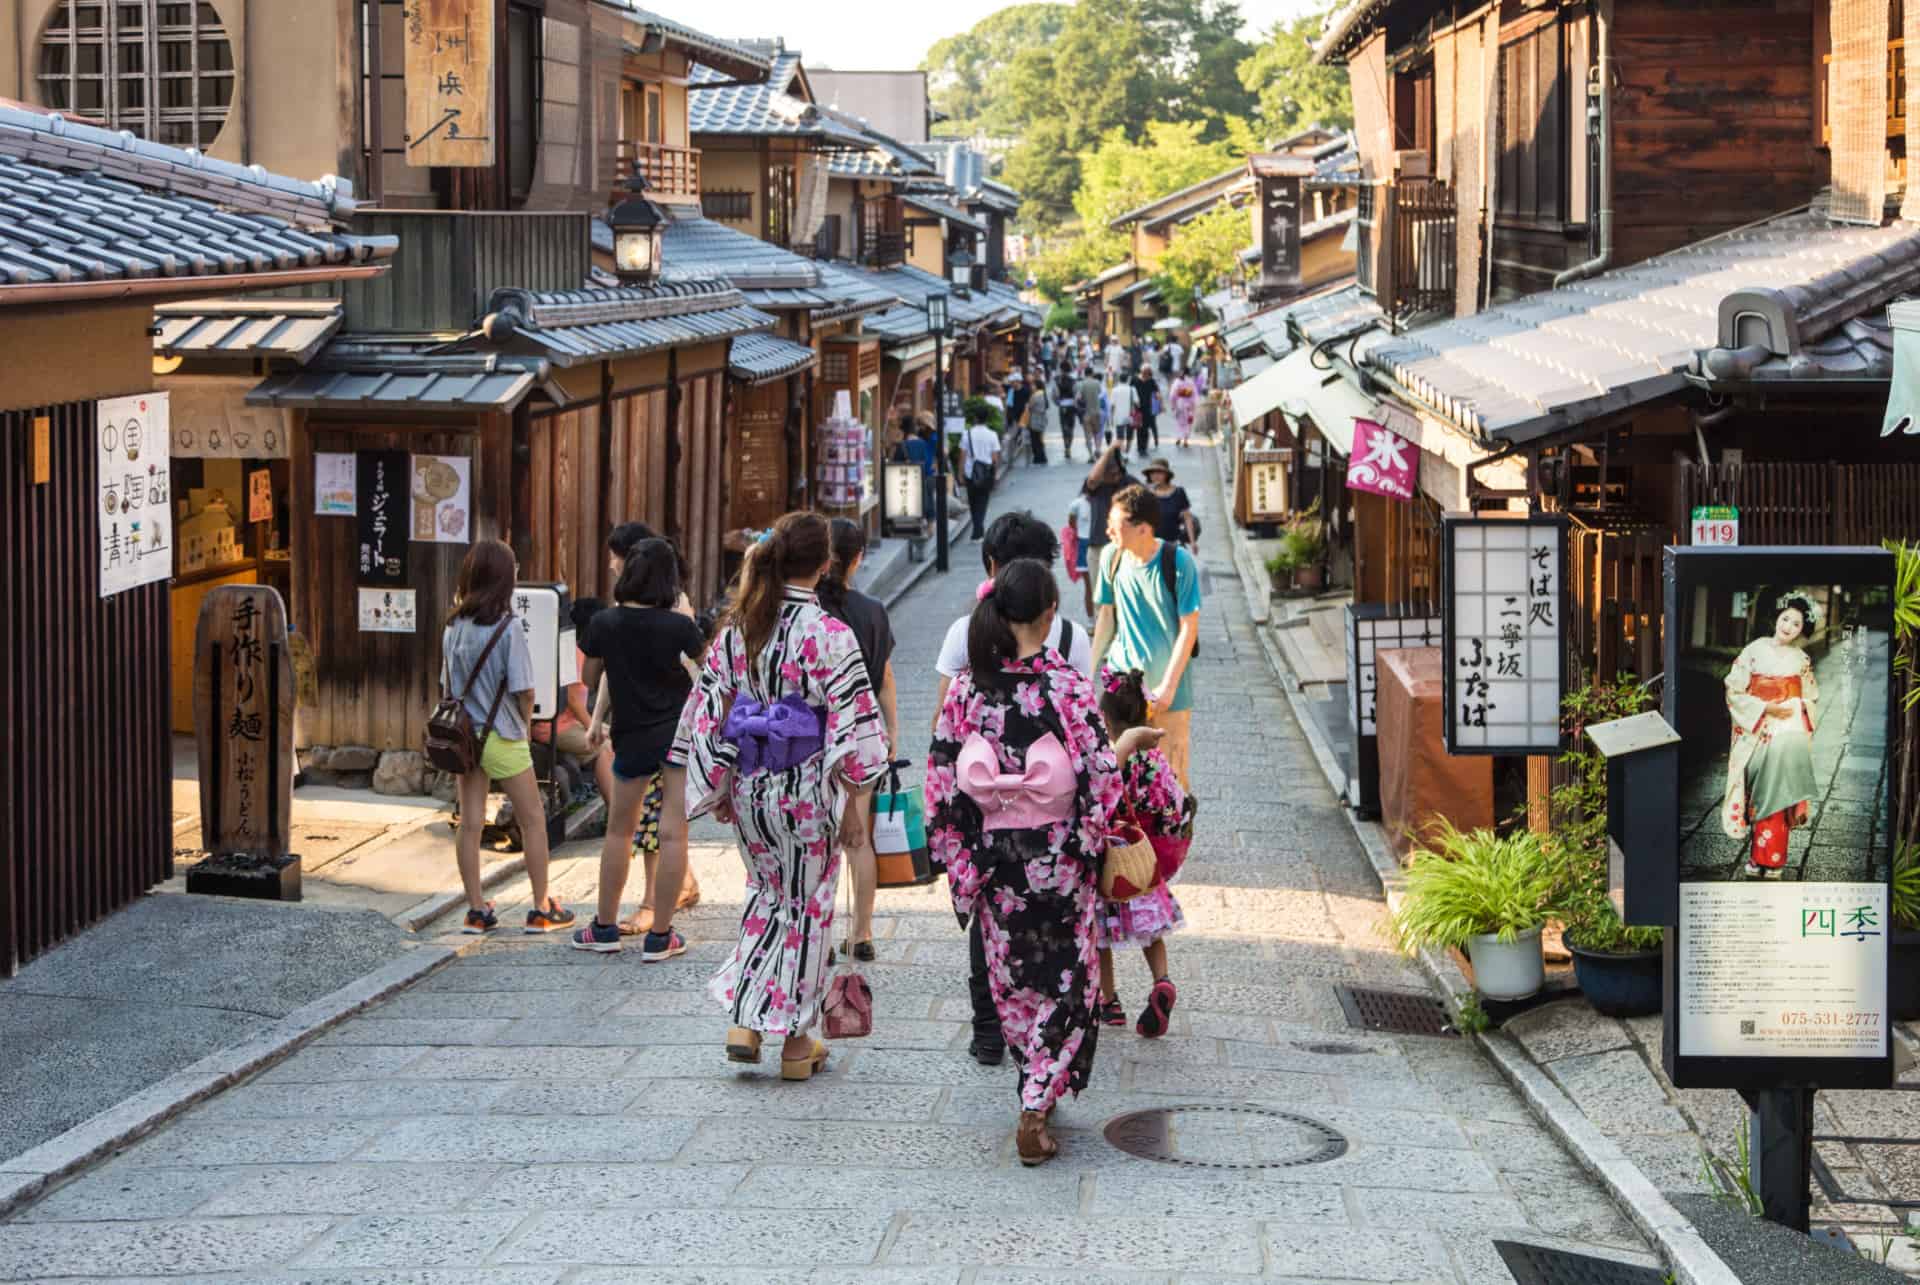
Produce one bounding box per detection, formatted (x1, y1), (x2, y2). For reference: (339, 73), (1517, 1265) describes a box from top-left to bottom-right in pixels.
(815, 213), (842, 258)
(505, 3), (539, 203)
(1393, 64), (1435, 154)
(37, 0), (234, 148)
(1496, 16), (1588, 225)
(702, 190), (753, 221)
(765, 162), (795, 245)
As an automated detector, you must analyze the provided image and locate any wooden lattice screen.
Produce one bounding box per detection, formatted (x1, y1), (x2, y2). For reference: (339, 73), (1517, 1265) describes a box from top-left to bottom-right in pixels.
(1832, 0), (1893, 224)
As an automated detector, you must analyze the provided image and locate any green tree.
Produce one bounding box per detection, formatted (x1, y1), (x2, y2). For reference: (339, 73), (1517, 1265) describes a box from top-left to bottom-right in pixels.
(1154, 202), (1251, 316)
(1238, 7), (1353, 140)
(922, 4), (1070, 138)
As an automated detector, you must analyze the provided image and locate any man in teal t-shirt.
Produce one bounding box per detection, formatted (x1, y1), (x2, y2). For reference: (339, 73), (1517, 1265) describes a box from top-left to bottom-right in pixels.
(1093, 483), (1201, 786)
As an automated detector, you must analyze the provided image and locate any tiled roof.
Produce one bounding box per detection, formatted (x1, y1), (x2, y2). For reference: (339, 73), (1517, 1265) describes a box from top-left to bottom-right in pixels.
(1696, 313), (1895, 386)
(1074, 262), (1139, 294)
(984, 278), (1042, 329)
(593, 214), (898, 319)
(248, 347), (553, 410)
(153, 299), (342, 364)
(729, 331), (819, 383)
(689, 52), (871, 145)
(1288, 282), (1386, 347)
(902, 191), (987, 234)
(860, 264), (1007, 345)
(0, 104), (394, 296)
(1114, 166), (1246, 231)
(603, 4), (771, 81)
(909, 139), (1020, 214)
(812, 260), (903, 320)
(483, 281), (774, 366)
(1357, 209), (1920, 442)
(818, 109), (937, 180)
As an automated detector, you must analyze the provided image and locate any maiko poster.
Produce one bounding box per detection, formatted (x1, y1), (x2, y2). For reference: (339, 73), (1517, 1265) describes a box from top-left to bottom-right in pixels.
(1662, 546), (1895, 1091)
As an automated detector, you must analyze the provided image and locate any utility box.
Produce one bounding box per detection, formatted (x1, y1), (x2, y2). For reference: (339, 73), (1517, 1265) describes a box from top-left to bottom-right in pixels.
(1585, 710), (1681, 927)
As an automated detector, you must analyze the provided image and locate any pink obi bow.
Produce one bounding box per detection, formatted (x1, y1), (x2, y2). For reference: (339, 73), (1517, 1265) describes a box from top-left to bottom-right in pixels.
(956, 732), (1076, 832)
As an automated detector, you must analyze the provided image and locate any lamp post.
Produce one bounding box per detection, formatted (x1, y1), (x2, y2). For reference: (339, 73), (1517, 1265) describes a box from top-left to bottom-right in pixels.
(609, 172), (667, 286)
(947, 247), (974, 295)
(927, 290), (951, 574)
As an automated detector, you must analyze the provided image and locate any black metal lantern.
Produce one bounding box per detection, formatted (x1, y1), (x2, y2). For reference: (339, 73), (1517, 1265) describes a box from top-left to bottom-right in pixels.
(947, 247), (974, 292)
(610, 172), (667, 285)
(925, 290), (949, 334)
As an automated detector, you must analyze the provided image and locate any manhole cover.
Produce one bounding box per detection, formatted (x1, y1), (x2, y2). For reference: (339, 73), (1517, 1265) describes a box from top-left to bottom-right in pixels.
(1334, 984), (1457, 1037)
(1493, 1241), (1665, 1285)
(1103, 1104), (1347, 1169)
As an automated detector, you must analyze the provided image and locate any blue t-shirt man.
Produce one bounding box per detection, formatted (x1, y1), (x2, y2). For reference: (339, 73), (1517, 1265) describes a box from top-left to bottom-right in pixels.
(1094, 538), (1202, 713)
(901, 433), (933, 478)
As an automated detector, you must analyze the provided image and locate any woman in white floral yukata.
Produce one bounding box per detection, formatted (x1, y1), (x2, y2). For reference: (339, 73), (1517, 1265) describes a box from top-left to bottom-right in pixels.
(670, 512), (889, 1081)
(926, 558), (1132, 1166)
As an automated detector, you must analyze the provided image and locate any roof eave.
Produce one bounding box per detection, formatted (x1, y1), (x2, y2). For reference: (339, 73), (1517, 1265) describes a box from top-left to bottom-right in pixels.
(0, 262), (389, 309)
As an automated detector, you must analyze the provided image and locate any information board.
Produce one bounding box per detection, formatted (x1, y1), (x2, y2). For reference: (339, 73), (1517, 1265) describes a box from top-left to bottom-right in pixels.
(98, 392), (173, 598)
(512, 582), (576, 722)
(1441, 514), (1568, 754)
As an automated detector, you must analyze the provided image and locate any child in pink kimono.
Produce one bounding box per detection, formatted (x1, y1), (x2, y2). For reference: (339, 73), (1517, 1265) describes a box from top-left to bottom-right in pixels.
(1169, 374), (1199, 447)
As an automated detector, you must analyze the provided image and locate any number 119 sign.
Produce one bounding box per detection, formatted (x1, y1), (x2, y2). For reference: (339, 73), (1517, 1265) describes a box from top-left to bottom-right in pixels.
(1691, 505), (1739, 546)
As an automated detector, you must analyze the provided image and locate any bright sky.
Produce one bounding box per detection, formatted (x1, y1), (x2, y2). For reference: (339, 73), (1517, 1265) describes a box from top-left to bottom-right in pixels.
(702, 0), (1319, 73)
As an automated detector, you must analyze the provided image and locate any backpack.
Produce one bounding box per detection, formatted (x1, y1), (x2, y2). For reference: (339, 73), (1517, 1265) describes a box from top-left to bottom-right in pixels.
(966, 429), (995, 490)
(1103, 542), (1199, 660)
(1158, 348), (1174, 376)
(1056, 370), (1075, 401)
(424, 617), (513, 776)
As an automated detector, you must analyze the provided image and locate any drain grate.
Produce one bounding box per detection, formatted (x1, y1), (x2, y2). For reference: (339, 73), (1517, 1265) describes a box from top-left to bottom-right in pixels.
(1333, 984), (1457, 1037)
(1103, 1104), (1347, 1170)
(1493, 1242), (1666, 1285)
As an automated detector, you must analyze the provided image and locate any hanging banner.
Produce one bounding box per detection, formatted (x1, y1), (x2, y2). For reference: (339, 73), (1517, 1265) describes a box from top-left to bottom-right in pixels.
(1347, 419), (1417, 500)
(315, 452), (357, 516)
(1249, 155), (1312, 296)
(358, 587), (418, 634)
(1663, 546), (1895, 1092)
(356, 449), (409, 586)
(410, 453), (472, 543)
(403, 0), (497, 169)
(98, 392), (174, 599)
(1441, 514), (1568, 754)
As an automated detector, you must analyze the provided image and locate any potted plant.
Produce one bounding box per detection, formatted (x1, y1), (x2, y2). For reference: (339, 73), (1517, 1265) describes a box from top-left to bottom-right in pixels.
(1892, 841), (1920, 1020)
(1542, 677), (1666, 1016)
(1284, 516), (1326, 591)
(1392, 819), (1557, 1001)
(1264, 547), (1297, 596)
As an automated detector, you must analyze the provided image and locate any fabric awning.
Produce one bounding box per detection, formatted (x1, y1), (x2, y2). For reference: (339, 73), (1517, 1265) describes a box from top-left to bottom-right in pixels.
(1189, 321), (1221, 341)
(1151, 317), (1186, 331)
(1227, 347), (1381, 456)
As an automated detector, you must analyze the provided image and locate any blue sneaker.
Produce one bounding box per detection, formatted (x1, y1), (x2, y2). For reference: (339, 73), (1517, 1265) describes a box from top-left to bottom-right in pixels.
(641, 929), (688, 962)
(570, 919), (621, 954)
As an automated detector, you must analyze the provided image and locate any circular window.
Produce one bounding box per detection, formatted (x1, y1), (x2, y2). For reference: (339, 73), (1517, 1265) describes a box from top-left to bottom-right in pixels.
(37, 1), (235, 149)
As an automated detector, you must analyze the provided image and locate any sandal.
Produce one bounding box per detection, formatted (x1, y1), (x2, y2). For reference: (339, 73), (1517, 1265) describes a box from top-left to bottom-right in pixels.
(1098, 996), (1126, 1027)
(780, 1038), (831, 1082)
(841, 938), (877, 963)
(1017, 1110), (1058, 1166)
(1136, 978), (1177, 1039)
(726, 1026), (762, 1064)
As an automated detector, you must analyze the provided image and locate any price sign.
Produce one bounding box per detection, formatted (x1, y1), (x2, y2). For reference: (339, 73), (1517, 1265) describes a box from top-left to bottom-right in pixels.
(1691, 505), (1739, 546)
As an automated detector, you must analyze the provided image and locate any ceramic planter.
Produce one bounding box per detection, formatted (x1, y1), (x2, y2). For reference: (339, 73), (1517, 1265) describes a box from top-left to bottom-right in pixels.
(1466, 924), (1545, 1000)
(1292, 563), (1326, 591)
(1568, 942), (1663, 1017)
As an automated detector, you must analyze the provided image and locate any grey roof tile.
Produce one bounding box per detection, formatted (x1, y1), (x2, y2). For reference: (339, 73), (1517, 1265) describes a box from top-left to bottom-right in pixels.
(604, 5), (771, 80)
(248, 350), (550, 410)
(902, 191), (987, 234)
(729, 331), (819, 383)
(689, 52), (871, 145)
(153, 299), (342, 364)
(482, 280), (775, 365)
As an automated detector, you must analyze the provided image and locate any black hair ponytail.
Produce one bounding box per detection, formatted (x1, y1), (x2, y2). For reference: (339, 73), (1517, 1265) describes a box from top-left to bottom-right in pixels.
(966, 558), (1059, 687)
(816, 517), (865, 616)
(1099, 667), (1151, 733)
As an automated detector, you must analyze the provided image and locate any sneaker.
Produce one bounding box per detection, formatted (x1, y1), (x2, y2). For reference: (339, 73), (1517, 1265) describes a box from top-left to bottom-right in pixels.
(641, 929), (688, 962)
(525, 901), (577, 934)
(570, 919), (622, 954)
(1097, 996), (1126, 1027)
(462, 903), (498, 935)
(1743, 861), (1763, 879)
(969, 1034), (1006, 1066)
(1136, 978), (1177, 1039)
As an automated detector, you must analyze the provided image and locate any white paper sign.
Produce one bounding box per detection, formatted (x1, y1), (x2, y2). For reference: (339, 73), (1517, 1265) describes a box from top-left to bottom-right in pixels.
(1678, 882), (1888, 1059)
(358, 587), (417, 633)
(512, 584), (570, 721)
(410, 454), (472, 544)
(1346, 608), (1443, 736)
(315, 452), (356, 516)
(98, 392), (173, 598)
(1446, 517), (1564, 753)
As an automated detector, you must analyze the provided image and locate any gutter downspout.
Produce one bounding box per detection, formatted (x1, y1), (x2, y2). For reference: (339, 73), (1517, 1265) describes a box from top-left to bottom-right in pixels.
(1553, 0), (1613, 288)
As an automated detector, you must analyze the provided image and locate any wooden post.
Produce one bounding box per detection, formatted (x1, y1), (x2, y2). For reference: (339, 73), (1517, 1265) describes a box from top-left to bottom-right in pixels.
(1527, 754), (1553, 833)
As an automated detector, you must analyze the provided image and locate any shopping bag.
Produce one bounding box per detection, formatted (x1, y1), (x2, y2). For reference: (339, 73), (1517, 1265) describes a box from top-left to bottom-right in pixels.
(870, 763), (936, 887)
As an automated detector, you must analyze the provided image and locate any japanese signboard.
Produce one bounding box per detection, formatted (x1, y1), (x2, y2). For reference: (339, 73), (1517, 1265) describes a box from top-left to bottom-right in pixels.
(192, 585), (292, 860)
(248, 468), (273, 524)
(410, 453), (472, 544)
(356, 449), (409, 586)
(403, 0), (495, 168)
(97, 392), (173, 598)
(315, 452), (356, 516)
(1441, 514), (1567, 754)
(512, 583), (576, 721)
(1244, 447), (1290, 521)
(1691, 504), (1740, 546)
(1253, 171), (1304, 293)
(358, 587), (418, 634)
(1662, 547), (1894, 1090)
(1347, 419), (1417, 501)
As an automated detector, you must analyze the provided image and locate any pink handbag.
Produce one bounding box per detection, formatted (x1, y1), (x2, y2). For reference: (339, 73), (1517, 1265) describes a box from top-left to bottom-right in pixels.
(822, 871), (872, 1039)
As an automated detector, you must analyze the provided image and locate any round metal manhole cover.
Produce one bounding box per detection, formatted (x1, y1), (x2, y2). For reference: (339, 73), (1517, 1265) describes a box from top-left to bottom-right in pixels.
(1102, 1104), (1349, 1169)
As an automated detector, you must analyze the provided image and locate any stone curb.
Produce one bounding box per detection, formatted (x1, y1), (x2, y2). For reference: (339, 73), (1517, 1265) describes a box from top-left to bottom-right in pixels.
(1230, 512), (1742, 1285)
(0, 942), (458, 1218)
(399, 854), (530, 934)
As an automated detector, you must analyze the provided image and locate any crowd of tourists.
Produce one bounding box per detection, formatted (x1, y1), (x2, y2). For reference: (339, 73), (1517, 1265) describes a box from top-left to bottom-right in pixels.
(433, 326), (1206, 1164)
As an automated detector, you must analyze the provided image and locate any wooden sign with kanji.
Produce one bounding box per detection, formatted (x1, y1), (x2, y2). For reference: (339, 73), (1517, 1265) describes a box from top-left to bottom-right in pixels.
(404, 0), (496, 169)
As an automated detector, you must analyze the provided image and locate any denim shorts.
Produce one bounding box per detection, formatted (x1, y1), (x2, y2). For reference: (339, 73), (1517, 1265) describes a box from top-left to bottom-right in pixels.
(613, 745), (669, 783)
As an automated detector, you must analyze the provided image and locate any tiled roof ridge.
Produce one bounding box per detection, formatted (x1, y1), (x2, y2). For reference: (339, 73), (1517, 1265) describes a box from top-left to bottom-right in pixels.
(490, 279), (747, 328)
(0, 103), (356, 226)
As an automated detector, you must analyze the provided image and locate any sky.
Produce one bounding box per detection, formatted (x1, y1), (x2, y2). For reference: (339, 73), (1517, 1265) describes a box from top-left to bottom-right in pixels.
(704, 0), (1319, 72)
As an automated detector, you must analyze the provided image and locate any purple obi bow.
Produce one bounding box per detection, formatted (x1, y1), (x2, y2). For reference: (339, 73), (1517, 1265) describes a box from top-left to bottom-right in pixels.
(723, 695), (827, 775)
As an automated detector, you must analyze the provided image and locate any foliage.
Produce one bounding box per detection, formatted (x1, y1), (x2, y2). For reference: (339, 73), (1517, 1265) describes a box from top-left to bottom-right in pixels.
(1391, 820), (1558, 952)
(962, 396), (1004, 431)
(1044, 300), (1085, 331)
(1154, 202), (1251, 316)
(1265, 547), (1296, 576)
(1886, 539), (1920, 853)
(1894, 840), (1920, 931)
(1282, 510), (1326, 567)
(1700, 1128), (1764, 1217)
(922, 4), (1071, 139)
(1539, 678), (1664, 953)
(1237, 7), (1354, 140)
(1451, 992), (1492, 1035)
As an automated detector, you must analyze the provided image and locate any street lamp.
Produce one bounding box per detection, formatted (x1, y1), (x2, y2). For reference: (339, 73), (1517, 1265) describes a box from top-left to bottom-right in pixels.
(926, 290), (952, 574)
(609, 173), (667, 286)
(947, 248), (974, 294)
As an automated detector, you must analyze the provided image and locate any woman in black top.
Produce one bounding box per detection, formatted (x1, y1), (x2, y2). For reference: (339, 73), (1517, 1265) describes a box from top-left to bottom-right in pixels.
(816, 518), (898, 960)
(1143, 458), (1196, 546)
(1130, 367), (1159, 457)
(572, 538), (706, 957)
(1080, 445), (1138, 619)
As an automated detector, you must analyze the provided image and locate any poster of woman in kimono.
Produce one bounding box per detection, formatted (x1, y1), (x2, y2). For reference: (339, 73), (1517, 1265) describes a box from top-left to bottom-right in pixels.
(1720, 593), (1822, 878)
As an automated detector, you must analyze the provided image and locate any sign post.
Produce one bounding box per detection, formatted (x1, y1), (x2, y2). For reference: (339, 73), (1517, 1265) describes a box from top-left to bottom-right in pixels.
(1440, 514), (1570, 755)
(403, 0), (496, 169)
(1248, 154), (1313, 299)
(511, 582), (576, 852)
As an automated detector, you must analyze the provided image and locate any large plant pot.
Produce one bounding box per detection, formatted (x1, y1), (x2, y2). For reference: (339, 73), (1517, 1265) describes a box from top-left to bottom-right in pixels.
(1292, 563), (1326, 592)
(1568, 942), (1663, 1018)
(1466, 925), (1545, 1001)
(1892, 929), (1920, 1021)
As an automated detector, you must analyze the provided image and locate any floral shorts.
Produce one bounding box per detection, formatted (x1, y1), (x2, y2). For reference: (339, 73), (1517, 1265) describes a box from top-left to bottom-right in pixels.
(630, 770), (664, 857)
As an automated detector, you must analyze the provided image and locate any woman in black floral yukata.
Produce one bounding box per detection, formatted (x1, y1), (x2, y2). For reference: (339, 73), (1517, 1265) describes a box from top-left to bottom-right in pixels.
(926, 557), (1137, 1165)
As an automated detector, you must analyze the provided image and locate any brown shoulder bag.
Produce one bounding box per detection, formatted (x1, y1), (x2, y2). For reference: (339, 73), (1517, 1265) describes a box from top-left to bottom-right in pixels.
(424, 617), (513, 775)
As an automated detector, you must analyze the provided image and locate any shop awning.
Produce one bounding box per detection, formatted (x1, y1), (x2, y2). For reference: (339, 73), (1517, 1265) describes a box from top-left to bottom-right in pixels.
(1151, 317), (1186, 332)
(728, 331), (818, 385)
(153, 300), (343, 364)
(248, 364), (547, 411)
(1227, 347), (1380, 456)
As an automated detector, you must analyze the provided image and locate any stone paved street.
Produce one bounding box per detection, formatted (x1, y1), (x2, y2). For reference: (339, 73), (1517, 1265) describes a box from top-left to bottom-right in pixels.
(0, 416), (1659, 1283)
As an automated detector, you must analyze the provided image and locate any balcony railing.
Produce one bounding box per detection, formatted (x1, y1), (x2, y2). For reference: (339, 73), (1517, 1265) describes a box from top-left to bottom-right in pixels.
(859, 232), (905, 268)
(613, 140), (701, 203)
(1356, 179), (1456, 323)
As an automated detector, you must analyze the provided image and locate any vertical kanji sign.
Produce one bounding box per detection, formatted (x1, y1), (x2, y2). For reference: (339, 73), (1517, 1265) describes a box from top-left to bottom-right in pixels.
(97, 392), (173, 598)
(1248, 154), (1312, 296)
(192, 585), (293, 863)
(404, 0), (495, 169)
(1442, 514), (1568, 754)
(356, 449), (410, 586)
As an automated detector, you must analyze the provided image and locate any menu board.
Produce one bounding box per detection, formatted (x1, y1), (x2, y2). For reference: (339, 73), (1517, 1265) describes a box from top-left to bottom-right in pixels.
(1442, 515), (1567, 754)
(98, 393), (173, 598)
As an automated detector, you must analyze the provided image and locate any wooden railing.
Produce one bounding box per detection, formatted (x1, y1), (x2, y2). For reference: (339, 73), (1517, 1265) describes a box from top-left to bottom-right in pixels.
(612, 140), (701, 202)
(859, 231), (904, 268)
(1357, 180), (1455, 322)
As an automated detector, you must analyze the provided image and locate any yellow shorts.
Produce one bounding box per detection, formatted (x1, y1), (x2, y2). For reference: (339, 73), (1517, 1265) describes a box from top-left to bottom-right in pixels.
(481, 733), (533, 781)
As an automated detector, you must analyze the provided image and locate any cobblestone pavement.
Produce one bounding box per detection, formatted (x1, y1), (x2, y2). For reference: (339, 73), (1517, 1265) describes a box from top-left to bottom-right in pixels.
(0, 416), (1659, 1282)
